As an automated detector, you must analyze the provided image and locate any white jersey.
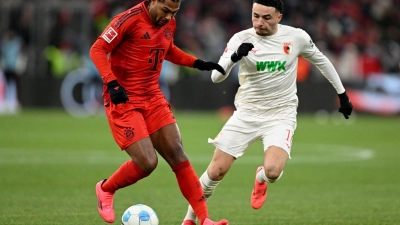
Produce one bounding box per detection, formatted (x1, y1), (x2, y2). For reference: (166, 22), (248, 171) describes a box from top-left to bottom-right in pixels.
(212, 24), (345, 113)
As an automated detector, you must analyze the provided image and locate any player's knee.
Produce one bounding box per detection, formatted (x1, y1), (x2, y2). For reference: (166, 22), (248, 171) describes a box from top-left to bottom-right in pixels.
(139, 157), (158, 174)
(164, 145), (189, 166)
(264, 167), (283, 182)
(207, 166), (227, 181)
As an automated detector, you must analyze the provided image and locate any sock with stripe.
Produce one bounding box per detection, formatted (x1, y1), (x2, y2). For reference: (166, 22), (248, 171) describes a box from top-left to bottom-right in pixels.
(173, 160), (209, 224)
(183, 171), (220, 222)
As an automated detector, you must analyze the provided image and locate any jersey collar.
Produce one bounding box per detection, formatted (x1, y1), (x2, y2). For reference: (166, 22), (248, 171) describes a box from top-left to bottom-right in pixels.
(141, 1), (153, 24)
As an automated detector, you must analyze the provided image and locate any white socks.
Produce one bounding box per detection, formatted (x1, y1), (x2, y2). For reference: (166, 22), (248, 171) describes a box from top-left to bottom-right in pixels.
(183, 171), (220, 222)
(256, 167), (284, 183)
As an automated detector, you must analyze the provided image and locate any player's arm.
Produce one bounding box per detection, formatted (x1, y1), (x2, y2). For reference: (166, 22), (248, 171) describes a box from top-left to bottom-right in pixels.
(299, 29), (352, 119)
(211, 34), (253, 83)
(165, 42), (226, 75)
(89, 15), (129, 104)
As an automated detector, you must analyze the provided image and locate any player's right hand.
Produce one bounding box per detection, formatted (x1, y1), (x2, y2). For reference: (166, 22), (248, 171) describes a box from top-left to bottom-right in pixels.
(107, 80), (128, 105)
(231, 43), (254, 62)
(193, 59), (226, 75)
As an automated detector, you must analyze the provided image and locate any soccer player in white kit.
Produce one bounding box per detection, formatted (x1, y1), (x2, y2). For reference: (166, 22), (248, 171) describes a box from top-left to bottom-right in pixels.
(181, 0), (353, 224)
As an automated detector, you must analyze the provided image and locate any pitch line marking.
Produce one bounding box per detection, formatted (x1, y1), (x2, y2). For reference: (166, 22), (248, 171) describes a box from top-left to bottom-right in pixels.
(0, 144), (375, 165)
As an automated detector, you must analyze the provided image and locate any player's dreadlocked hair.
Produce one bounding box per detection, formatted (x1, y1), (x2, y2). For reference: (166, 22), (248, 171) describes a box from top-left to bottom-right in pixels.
(254, 0), (284, 13)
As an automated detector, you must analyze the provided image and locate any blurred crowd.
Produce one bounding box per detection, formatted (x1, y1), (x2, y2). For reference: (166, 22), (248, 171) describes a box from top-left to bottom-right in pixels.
(90, 0), (400, 83)
(1, 0), (400, 113)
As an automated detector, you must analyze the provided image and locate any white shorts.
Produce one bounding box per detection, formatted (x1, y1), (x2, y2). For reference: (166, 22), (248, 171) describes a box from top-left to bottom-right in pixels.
(208, 107), (297, 158)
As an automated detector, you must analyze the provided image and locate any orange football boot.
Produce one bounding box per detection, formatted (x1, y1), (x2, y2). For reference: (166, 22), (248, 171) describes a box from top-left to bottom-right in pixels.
(250, 166), (268, 209)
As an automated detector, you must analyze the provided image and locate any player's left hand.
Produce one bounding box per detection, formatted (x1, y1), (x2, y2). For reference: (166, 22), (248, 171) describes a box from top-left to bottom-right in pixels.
(231, 43), (254, 62)
(338, 91), (353, 119)
(193, 59), (226, 75)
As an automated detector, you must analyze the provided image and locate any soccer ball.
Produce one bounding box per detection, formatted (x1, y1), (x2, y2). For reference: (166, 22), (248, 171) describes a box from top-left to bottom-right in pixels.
(121, 204), (159, 225)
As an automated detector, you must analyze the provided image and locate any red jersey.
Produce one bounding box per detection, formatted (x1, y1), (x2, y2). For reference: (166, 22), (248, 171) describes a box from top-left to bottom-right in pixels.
(90, 1), (196, 103)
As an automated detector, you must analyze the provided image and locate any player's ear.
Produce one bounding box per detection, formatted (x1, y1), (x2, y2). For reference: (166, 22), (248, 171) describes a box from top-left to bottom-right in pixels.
(277, 13), (283, 22)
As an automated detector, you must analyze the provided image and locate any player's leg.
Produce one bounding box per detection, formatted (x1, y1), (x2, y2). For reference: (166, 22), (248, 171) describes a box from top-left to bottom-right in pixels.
(261, 146), (288, 182)
(96, 138), (156, 223)
(251, 146), (287, 209)
(151, 123), (227, 225)
(145, 97), (227, 225)
(182, 148), (235, 225)
(182, 109), (256, 224)
(251, 123), (294, 209)
(101, 138), (157, 192)
(96, 106), (156, 223)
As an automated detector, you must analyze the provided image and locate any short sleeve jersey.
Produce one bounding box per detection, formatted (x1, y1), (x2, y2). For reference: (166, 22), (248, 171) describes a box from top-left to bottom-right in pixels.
(92, 1), (196, 102)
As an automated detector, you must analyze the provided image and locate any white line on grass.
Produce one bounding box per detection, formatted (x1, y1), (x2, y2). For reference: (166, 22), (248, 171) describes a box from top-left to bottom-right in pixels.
(0, 144), (374, 165)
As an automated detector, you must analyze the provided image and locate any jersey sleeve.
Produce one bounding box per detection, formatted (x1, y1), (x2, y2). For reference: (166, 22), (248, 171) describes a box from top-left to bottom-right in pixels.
(89, 14), (133, 84)
(211, 34), (240, 83)
(165, 42), (196, 67)
(299, 29), (345, 94)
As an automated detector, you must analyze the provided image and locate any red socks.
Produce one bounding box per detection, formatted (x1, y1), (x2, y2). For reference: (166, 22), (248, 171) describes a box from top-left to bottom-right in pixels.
(101, 160), (208, 223)
(173, 160), (208, 224)
(101, 160), (149, 193)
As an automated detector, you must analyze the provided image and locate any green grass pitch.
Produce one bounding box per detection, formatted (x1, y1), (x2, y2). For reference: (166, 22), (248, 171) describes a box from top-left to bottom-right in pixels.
(0, 109), (399, 224)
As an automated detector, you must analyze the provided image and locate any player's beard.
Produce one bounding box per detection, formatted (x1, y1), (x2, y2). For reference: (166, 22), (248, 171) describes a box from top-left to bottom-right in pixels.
(150, 14), (168, 26)
(156, 18), (169, 26)
(148, 6), (165, 26)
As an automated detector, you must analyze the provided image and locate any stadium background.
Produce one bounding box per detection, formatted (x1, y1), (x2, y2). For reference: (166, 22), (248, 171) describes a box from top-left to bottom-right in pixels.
(1, 0), (399, 115)
(1, 1), (400, 225)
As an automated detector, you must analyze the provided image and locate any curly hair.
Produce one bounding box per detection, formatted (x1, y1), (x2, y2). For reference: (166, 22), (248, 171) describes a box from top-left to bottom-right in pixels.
(254, 0), (284, 13)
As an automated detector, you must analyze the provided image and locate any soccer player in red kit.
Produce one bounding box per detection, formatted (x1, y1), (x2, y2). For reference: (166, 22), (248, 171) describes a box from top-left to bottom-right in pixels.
(89, 0), (228, 224)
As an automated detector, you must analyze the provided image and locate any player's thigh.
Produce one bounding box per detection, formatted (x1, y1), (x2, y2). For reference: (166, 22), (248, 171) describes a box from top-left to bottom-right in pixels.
(261, 120), (295, 159)
(105, 103), (150, 150)
(261, 121), (295, 173)
(208, 111), (260, 158)
(207, 148), (236, 181)
(150, 123), (187, 167)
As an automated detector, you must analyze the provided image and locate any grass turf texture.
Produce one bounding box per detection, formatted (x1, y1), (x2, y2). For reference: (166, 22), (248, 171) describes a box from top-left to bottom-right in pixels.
(0, 109), (399, 225)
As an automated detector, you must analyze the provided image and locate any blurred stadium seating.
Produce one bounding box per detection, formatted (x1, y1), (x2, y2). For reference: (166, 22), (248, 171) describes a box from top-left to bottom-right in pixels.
(0, 0), (399, 114)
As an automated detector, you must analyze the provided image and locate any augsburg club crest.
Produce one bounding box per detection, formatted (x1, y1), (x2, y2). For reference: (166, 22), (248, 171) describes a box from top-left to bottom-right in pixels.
(283, 42), (292, 54)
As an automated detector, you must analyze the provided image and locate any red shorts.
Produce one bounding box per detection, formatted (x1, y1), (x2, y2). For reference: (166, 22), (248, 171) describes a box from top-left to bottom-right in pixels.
(105, 96), (176, 150)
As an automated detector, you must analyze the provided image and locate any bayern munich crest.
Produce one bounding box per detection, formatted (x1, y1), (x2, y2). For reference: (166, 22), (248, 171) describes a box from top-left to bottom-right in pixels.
(164, 28), (172, 40)
(124, 127), (135, 140)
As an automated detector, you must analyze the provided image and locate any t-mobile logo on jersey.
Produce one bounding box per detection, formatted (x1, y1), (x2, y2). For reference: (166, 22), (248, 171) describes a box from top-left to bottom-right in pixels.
(148, 48), (165, 71)
(102, 27), (118, 43)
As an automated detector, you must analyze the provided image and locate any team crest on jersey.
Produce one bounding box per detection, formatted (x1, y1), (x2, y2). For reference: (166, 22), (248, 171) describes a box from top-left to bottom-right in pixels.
(164, 28), (172, 40)
(283, 42), (293, 54)
(102, 27), (118, 43)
